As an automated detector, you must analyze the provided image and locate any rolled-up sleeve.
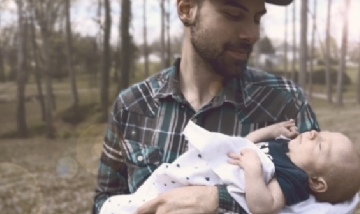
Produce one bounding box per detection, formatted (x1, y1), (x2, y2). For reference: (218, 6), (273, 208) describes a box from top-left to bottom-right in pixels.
(92, 102), (130, 214)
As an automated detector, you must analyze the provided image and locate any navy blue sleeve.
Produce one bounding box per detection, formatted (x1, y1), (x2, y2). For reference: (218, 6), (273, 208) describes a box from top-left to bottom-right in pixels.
(275, 167), (310, 206)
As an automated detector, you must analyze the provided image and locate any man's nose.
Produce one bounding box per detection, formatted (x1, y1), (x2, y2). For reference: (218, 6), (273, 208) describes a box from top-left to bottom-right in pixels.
(237, 23), (260, 44)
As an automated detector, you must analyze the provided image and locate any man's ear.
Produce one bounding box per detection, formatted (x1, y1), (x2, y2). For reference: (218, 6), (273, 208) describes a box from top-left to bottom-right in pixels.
(177, 0), (198, 26)
(309, 176), (328, 193)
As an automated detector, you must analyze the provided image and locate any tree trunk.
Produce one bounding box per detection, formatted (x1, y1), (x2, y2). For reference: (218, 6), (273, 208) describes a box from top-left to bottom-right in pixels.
(65, 0), (79, 111)
(165, 0), (171, 68)
(120, 0), (131, 91)
(299, 0), (308, 89)
(0, 13), (5, 82)
(160, 0), (166, 69)
(115, 1), (122, 86)
(291, 1), (297, 82)
(16, 0), (28, 138)
(101, 0), (112, 122)
(308, 0), (317, 101)
(143, 0), (150, 78)
(23, 18), (29, 84)
(336, 0), (351, 106)
(358, 33), (360, 104)
(30, 14), (46, 121)
(325, 0), (333, 103)
(41, 28), (55, 138)
(284, 6), (288, 77)
(357, 36), (360, 104)
(0, 46), (5, 82)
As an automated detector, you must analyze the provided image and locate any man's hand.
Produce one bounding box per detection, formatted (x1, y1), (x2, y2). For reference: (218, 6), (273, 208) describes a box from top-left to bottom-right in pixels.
(134, 186), (218, 214)
(227, 149), (262, 175)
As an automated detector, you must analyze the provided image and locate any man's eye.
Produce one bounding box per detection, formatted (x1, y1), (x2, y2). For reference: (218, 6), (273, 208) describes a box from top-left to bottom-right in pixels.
(255, 17), (262, 24)
(226, 12), (243, 20)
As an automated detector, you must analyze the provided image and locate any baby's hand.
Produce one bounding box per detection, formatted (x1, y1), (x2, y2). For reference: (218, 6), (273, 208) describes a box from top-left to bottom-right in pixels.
(227, 149), (262, 173)
(268, 119), (298, 139)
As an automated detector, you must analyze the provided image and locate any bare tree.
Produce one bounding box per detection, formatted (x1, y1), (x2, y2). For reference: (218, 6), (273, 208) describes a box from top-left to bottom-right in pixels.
(0, 12), (5, 82)
(15, 0), (28, 137)
(325, 0), (333, 103)
(28, 0), (62, 138)
(284, 6), (288, 77)
(336, 0), (351, 106)
(92, 0), (102, 87)
(358, 35), (360, 104)
(29, 12), (46, 121)
(165, 0), (171, 68)
(65, 0), (79, 112)
(143, 0), (150, 78)
(120, 0), (131, 92)
(299, 0), (308, 89)
(160, 0), (166, 69)
(100, 0), (112, 122)
(308, 0), (317, 101)
(291, 1), (297, 82)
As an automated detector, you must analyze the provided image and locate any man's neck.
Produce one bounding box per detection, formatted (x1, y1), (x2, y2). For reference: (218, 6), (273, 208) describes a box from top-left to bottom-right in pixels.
(179, 37), (223, 111)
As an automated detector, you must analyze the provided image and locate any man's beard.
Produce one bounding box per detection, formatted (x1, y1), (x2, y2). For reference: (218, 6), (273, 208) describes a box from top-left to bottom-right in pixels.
(189, 13), (253, 79)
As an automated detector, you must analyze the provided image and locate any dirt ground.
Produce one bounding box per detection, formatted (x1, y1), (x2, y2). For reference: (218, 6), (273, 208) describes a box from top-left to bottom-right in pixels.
(0, 99), (359, 214)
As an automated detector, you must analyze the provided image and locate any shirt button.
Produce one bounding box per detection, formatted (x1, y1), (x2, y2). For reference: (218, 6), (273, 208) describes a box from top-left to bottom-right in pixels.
(137, 156), (144, 162)
(180, 104), (184, 108)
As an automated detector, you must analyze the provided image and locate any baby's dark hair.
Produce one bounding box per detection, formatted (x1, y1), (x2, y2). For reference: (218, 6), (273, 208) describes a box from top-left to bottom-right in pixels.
(313, 149), (360, 203)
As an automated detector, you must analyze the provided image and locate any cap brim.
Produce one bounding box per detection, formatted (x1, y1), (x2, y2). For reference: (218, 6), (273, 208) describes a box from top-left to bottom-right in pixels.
(265, 0), (293, 6)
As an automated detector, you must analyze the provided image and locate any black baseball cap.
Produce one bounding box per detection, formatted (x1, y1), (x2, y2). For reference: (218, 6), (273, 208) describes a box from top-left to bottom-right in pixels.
(265, 0), (293, 6)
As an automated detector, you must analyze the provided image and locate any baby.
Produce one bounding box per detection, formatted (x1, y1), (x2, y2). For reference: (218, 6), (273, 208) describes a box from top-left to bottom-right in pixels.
(99, 120), (360, 214)
(228, 119), (360, 214)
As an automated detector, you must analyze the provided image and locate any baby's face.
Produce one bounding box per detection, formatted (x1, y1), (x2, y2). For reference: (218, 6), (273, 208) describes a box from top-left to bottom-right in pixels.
(287, 130), (352, 176)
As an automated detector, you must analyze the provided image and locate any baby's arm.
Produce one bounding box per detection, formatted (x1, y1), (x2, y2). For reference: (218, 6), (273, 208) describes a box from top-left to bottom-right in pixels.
(245, 119), (298, 143)
(228, 149), (285, 214)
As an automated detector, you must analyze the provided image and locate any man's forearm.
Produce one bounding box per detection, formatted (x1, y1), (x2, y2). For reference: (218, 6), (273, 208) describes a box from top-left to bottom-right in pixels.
(217, 186), (248, 213)
(93, 160), (130, 214)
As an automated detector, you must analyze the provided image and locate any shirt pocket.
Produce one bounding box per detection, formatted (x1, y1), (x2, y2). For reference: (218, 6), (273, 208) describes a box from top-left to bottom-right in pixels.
(123, 138), (163, 167)
(122, 139), (163, 192)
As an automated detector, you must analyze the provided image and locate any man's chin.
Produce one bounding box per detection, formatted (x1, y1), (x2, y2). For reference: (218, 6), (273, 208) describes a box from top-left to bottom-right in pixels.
(220, 61), (248, 79)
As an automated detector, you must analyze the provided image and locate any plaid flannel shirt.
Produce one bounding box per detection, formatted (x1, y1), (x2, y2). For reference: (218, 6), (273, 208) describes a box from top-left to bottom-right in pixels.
(92, 58), (320, 214)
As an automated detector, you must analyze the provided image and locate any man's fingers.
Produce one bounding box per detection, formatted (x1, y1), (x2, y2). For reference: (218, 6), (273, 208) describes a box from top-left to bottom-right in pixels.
(134, 197), (160, 214)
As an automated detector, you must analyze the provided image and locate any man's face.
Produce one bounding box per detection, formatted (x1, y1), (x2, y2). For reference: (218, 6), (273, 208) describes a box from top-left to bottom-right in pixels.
(189, 0), (266, 78)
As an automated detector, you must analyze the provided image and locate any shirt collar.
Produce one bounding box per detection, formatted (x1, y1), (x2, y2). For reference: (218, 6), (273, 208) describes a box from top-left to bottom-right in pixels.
(153, 58), (249, 108)
(153, 58), (184, 102)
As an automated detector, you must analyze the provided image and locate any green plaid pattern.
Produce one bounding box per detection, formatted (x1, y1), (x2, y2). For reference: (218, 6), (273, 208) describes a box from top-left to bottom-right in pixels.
(92, 59), (320, 214)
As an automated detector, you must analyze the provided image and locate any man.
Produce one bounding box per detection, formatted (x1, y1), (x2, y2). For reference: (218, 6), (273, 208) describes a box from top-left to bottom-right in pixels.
(93, 0), (320, 213)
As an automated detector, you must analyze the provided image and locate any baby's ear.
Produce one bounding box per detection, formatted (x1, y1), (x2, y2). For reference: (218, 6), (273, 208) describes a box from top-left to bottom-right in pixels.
(309, 176), (328, 193)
